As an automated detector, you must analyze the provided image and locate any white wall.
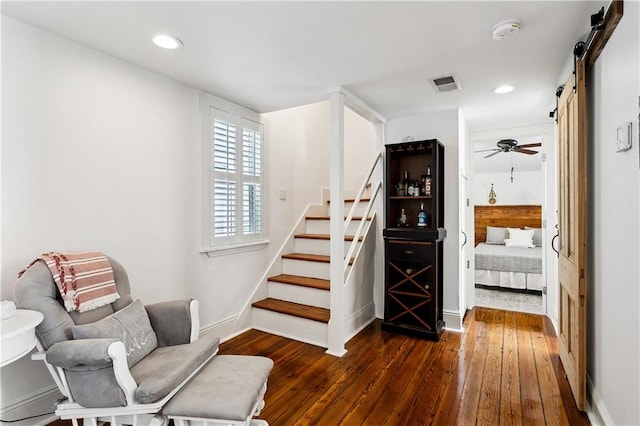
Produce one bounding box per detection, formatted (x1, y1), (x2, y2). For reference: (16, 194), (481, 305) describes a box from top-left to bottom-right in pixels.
(586, 2), (640, 424)
(0, 16), (262, 412)
(472, 170), (543, 206)
(262, 100), (377, 253)
(386, 109), (461, 329)
(1, 17), (381, 414)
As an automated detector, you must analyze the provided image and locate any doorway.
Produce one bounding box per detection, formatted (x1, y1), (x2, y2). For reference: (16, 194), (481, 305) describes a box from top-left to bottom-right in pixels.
(466, 129), (557, 317)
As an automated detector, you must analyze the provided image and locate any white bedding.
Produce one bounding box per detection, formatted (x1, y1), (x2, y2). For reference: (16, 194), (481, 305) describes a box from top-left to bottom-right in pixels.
(475, 243), (543, 291)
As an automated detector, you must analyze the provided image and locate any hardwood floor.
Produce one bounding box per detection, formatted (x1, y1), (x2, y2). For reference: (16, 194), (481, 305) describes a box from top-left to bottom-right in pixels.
(48, 307), (589, 425)
(220, 307), (589, 425)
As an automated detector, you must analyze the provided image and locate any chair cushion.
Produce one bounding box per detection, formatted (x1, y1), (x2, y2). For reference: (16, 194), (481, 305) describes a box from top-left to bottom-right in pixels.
(163, 355), (273, 421)
(130, 331), (220, 404)
(71, 300), (158, 367)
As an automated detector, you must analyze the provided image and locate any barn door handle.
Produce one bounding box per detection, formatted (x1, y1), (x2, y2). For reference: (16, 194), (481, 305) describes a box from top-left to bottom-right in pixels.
(461, 231), (467, 249)
(551, 224), (560, 258)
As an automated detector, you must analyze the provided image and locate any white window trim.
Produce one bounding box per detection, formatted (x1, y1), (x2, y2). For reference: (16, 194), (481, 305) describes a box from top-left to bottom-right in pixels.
(200, 92), (268, 255)
(199, 239), (270, 257)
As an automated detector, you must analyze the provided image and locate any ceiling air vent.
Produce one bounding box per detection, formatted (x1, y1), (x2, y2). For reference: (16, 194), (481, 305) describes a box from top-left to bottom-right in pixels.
(431, 74), (461, 93)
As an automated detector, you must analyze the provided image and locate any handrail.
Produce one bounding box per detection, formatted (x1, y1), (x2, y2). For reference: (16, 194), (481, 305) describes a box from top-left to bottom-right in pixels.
(236, 203), (318, 328)
(344, 151), (382, 233)
(344, 181), (382, 276)
(342, 151), (383, 275)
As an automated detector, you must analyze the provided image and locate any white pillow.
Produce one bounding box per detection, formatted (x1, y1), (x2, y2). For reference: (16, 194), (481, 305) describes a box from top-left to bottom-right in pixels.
(505, 228), (535, 248)
(525, 226), (543, 246)
(485, 226), (508, 245)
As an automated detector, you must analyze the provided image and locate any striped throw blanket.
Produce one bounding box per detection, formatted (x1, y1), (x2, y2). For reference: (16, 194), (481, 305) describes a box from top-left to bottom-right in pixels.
(20, 251), (120, 313)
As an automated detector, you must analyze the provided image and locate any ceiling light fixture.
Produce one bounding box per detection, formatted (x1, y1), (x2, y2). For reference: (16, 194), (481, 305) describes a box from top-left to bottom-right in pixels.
(493, 85), (515, 94)
(150, 34), (183, 50)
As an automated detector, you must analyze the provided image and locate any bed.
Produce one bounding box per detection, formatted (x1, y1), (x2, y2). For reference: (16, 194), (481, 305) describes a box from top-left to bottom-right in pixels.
(474, 205), (543, 291)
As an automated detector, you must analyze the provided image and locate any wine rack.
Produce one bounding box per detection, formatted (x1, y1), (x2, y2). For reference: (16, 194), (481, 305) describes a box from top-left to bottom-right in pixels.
(382, 139), (446, 341)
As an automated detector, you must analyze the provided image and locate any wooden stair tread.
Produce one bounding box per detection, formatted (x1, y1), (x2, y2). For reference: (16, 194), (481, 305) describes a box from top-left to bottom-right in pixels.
(305, 215), (372, 221)
(268, 274), (330, 290)
(252, 298), (330, 323)
(294, 233), (363, 242)
(282, 252), (354, 265)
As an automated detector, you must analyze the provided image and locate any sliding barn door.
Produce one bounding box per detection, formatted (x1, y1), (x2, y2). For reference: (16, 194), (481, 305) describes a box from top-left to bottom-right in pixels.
(556, 59), (587, 411)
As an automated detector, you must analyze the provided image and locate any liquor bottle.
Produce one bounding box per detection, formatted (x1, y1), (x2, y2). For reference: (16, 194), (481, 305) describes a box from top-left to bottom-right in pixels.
(417, 203), (427, 227)
(398, 208), (408, 227)
(402, 170), (409, 196)
(424, 165), (432, 197)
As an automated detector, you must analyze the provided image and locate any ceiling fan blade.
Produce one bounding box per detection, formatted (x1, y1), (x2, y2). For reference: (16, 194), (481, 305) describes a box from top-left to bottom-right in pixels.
(517, 142), (542, 148)
(474, 148), (501, 153)
(484, 150), (503, 158)
(514, 148), (539, 155)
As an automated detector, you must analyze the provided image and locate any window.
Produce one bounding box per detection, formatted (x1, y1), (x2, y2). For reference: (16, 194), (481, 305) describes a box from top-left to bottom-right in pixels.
(207, 106), (265, 250)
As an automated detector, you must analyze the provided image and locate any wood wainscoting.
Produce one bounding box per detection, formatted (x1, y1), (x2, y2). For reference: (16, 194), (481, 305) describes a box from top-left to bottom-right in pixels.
(474, 204), (542, 247)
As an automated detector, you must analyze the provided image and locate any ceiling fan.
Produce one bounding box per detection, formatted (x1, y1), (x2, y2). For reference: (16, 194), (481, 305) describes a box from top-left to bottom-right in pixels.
(474, 139), (542, 158)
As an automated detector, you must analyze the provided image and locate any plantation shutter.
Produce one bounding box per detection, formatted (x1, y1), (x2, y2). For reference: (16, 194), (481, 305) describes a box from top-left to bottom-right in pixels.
(211, 113), (237, 242)
(209, 108), (264, 246)
(242, 119), (263, 236)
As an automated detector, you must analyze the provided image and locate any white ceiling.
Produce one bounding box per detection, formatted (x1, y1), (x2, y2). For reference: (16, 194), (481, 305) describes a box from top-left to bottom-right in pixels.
(2, 1), (595, 133)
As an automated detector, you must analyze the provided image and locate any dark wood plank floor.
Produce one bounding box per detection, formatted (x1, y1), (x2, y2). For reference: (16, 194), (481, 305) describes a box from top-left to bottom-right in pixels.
(49, 307), (589, 425)
(220, 307), (589, 425)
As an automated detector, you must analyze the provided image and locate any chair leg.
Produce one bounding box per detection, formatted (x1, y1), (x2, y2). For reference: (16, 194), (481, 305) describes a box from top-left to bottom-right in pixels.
(253, 399), (266, 416)
(148, 414), (169, 426)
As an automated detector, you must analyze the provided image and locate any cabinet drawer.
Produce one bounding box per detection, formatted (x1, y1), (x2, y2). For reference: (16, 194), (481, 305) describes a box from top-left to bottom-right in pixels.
(387, 240), (432, 261)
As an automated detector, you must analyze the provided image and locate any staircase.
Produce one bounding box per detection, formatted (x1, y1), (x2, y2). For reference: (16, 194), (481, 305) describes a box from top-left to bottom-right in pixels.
(251, 198), (373, 348)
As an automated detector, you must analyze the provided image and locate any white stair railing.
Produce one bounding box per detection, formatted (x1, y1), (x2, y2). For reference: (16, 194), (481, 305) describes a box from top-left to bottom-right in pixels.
(343, 152), (382, 277)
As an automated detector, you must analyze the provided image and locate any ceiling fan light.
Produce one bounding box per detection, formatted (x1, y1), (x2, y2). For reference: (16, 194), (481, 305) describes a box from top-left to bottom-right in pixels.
(493, 85), (515, 94)
(151, 34), (183, 50)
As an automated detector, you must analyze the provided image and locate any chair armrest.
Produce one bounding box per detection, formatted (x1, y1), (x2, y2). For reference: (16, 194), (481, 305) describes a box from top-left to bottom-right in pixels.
(145, 299), (200, 346)
(46, 339), (139, 406)
(46, 338), (119, 368)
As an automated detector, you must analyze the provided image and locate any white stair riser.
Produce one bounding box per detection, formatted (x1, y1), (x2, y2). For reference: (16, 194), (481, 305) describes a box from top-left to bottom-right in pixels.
(294, 238), (359, 256)
(328, 202), (368, 217)
(268, 282), (330, 309)
(281, 258), (352, 280)
(252, 308), (328, 348)
(282, 259), (330, 280)
(305, 219), (367, 235)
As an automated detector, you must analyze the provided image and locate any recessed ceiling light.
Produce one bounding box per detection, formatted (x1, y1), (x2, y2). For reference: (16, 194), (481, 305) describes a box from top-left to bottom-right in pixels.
(493, 85), (515, 94)
(150, 34), (183, 50)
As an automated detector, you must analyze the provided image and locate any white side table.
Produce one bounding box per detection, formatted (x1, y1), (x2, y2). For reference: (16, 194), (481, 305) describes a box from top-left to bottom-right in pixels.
(0, 309), (44, 367)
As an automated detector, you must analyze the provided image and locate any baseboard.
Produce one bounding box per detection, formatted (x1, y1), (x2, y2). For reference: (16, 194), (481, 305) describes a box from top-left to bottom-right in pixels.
(346, 302), (376, 342)
(251, 324), (328, 349)
(443, 309), (464, 333)
(0, 385), (61, 426)
(200, 314), (242, 342)
(586, 374), (613, 426)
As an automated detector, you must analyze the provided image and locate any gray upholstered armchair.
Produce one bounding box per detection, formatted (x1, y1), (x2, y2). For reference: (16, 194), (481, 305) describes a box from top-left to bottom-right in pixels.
(13, 256), (273, 426)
